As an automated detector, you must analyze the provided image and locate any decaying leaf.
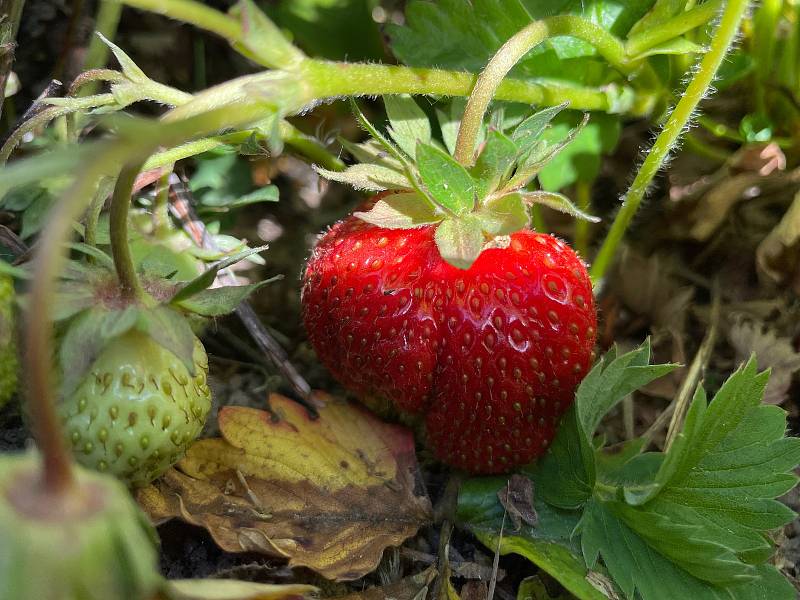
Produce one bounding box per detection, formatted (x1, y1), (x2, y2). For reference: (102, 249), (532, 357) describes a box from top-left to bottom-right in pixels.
(138, 393), (432, 581)
(333, 567), (437, 600)
(728, 320), (800, 405)
(757, 191), (800, 293)
(165, 579), (316, 600)
(497, 475), (538, 531)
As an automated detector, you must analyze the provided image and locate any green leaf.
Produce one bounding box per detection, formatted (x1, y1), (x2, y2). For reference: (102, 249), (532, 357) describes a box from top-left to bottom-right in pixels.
(434, 216), (484, 269)
(135, 306), (196, 375)
(175, 279), (277, 317)
(436, 98), (467, 155)
(416, 142), (476, 215)
(339, 138), (404, 170)
(520, 191), (600, 223)
(389, 0), (653, 87)
(67, 243), (115, 269)
(471, 130), (518, 196)
(580, 500), (796, 600)
(59, 307), (140, 395)
(525, 407), (596, 510)
(477, 192), (529, 236)
(537, 113), (621, 191)
(511, 102), (569, 153)
(200, 185), (279, 209)
(353, 193), (442, 229)
(457, 478), (607, 600)
(384, 95), (432, 159)
(170, 246), (268, 304)
(628, 38), (706, 60)
(628, 0), (686, 37)
(576, 340), (678, 439)
(315, 163), (412, 191)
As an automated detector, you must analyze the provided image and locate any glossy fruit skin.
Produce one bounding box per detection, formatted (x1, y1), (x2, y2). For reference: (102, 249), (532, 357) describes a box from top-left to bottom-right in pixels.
(302, 200), (596, 474)
(60, 330), (212, 487)
(0, 274), (18, 408)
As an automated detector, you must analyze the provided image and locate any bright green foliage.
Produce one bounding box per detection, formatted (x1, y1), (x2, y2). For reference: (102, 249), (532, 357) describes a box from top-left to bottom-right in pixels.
(389, 0), (653, 84)
(457, 341), (800, 600)
(0, 273), (17, 408)
(324, 96), (595, 269)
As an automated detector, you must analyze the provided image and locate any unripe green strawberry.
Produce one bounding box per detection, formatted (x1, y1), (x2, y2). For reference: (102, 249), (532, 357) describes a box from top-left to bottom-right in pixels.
(60, 330), (212, 487)
(0, 273), (18, 408)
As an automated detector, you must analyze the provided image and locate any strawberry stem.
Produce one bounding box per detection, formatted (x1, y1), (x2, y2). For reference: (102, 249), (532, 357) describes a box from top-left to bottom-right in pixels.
(590, 0), (750, 284)
(453, 16), (628, 167)
(110, 161), (148, 300)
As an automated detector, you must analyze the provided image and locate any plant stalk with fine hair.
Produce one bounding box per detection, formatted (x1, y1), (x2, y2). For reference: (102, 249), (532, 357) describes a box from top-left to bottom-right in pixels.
(109, 161), (147, 300)
(590, 0), (751, 283)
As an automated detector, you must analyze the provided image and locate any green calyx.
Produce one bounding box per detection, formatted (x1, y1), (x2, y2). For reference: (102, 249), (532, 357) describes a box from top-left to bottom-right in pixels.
(0, 452), (162, 600)
(316, 96), (599, 269)
(0, 272), (18, 408)
(52, 241), (272, 485)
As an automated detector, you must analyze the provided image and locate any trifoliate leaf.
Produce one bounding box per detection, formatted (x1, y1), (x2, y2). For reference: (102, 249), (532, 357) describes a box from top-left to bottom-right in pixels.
(434, 216), (484, 269)
(416, 142), (476, 216)
(314, 163), (412, 192)
(477, 192), (529, 236)
(353, 193), (442, 229)
(170, 246), (268, 304)
(521, 191), (600, 223)
(175, 278), (278, 317)
(471, 130), (518, 196)
(384, 95), (432, 159)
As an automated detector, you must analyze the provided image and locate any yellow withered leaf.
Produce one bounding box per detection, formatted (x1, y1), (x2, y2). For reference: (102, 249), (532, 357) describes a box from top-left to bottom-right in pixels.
(166, 579), (316, 600)
(138, 393), (432, 581)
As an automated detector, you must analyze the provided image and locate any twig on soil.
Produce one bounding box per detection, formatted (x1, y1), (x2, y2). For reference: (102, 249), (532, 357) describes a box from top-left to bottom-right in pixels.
(166, 172), (315, 411)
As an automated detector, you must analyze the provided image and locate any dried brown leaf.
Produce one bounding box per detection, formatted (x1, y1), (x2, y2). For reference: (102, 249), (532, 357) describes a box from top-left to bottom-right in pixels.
(728, 320), (800, 405)
(497, 475), (537, 531)
(333, 567), (437, 600)
(757, 191), (800, 293)
(165, 580), (316, 600)
(138, 393), (432, 581)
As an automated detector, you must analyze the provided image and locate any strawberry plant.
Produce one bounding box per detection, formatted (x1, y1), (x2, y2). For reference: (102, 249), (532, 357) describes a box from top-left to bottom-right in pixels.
(1, 0), (799, 598)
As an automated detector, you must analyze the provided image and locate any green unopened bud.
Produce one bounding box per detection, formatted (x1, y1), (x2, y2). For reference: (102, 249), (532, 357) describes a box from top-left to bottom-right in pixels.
(0, 453), (162, 600)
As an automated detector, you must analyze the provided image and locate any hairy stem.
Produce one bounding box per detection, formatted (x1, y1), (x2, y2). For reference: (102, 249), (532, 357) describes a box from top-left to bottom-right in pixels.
(452, 16), (628, 165)
(110, 161), (147, 299)
(590, 0), (750, 283)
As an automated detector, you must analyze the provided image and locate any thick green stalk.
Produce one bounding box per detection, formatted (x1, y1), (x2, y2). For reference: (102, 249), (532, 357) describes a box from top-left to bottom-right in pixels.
(299, 59), (637, 115)
(109, 161), (147, 299)
(591, 0), (750, 283)
(625, 0), (724, 57)
(574, 180), (593, 258)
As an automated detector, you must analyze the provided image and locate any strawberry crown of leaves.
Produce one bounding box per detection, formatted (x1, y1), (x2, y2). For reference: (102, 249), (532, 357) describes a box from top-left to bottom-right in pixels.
(50, 242), (276, 396)
(315, 96), (598, 269)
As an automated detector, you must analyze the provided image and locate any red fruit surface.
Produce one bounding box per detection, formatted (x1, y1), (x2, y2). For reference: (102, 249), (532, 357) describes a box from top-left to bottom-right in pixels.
(301, 200), (597, 474)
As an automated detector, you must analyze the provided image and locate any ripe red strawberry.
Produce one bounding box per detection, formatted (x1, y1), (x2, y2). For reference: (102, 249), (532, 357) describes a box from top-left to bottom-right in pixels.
(303, 97), (598, 473)
(302, 196), (596, 473)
